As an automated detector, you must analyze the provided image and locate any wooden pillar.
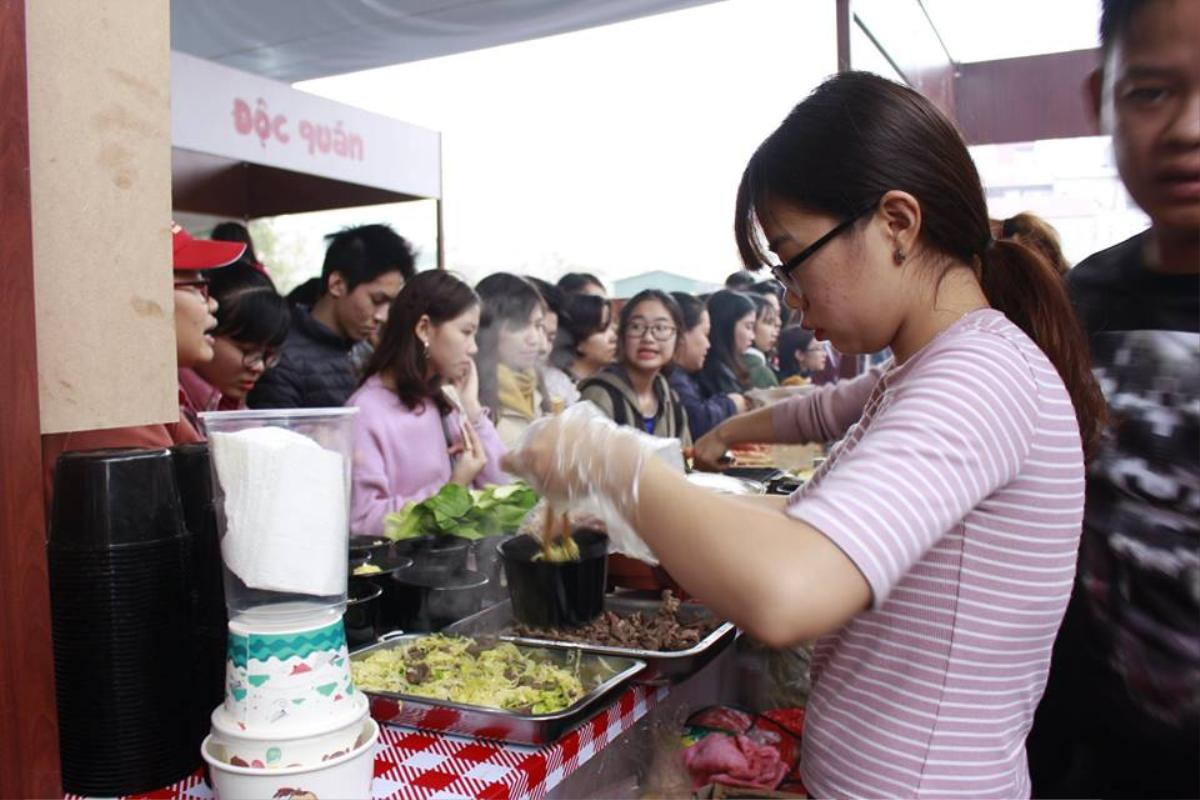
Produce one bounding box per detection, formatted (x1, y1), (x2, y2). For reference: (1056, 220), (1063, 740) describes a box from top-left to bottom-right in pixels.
(0, 0), (61, 794)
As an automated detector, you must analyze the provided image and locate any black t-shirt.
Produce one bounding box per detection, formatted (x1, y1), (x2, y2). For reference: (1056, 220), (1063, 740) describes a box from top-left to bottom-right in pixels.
(1068, 231), (1200, 335)
(1063, 230), (1199, 726)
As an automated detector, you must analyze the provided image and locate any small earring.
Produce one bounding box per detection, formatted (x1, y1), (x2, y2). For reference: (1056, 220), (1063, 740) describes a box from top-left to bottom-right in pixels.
(421, 339), (429, 354)
(893, 248), (906, 265)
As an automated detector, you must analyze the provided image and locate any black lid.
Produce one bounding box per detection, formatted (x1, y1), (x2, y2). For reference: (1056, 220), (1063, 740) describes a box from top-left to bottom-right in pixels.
(50, 448), (186, 549)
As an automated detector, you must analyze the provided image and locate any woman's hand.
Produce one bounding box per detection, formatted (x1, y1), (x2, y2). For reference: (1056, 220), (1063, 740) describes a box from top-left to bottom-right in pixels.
(449, 418), (488, 486)
(502, 403), (650, 517)
(728, 392), (749, 413)
(692, 425), (732, 472)
(454, 359), (483, 422)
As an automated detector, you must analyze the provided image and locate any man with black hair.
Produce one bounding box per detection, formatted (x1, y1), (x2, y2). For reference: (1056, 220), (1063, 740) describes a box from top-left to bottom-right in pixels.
(1027, 1), (1199, 796)
(249, 223), (415, 408)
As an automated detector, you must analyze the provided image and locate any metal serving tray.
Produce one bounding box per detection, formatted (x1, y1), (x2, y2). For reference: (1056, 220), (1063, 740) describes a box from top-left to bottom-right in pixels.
(351, 634), (645, 745)
(446, 595), (736, 683)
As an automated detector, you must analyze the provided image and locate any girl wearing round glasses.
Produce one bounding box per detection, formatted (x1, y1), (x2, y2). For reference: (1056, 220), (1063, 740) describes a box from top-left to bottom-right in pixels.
(501, 72), (1104, 798)
(180, 262), (290, 424)
(578, 289), (690, 445)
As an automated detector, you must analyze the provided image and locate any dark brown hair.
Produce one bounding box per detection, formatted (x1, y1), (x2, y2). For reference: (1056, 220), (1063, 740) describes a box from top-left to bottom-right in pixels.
(734, 71), (1105, 459)
(991, 213), (1070, 276)
(362, 270), (478, 415)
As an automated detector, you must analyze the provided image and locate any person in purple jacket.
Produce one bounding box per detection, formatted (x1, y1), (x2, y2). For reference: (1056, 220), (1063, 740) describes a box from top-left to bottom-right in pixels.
(666, 291), (747, 438)
(347, 270), (509, 536)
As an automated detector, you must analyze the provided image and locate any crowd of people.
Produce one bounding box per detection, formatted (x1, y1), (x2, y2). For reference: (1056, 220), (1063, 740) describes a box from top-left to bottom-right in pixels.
(40, 0), (1197, 796)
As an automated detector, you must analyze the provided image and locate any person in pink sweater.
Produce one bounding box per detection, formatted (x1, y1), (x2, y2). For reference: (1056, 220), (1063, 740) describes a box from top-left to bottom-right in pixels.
(347, 271), (509, 536)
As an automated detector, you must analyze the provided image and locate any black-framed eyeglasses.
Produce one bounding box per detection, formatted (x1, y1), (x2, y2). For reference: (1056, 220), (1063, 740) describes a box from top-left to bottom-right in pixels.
(174, 277), (210, 299)
(626, 321), (677, 341)
(240, 347), (282, 370)
(769, 201), (878, 286)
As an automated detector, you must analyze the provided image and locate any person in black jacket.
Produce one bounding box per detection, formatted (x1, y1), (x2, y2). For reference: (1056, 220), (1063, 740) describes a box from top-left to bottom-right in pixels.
(667, 292), (747, 439)
(248, 224), (415, 409)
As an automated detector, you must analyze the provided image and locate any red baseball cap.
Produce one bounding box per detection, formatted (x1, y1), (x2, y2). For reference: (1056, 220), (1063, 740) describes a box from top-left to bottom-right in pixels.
(172, 221), (246, 271)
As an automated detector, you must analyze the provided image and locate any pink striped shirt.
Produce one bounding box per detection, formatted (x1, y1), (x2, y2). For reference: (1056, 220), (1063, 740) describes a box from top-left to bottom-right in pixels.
(775, 309), (1084, 798)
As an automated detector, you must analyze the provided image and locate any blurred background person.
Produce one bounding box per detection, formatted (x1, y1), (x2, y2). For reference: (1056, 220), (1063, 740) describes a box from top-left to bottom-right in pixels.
(724, 270), (756, 290)
(579, 289), (690, 444)
(210, 220), (267, 275)
(526, 276), (579, 409)
(668, 291), (747, 439)
(698, 289), (757, 396)
(744, 292), (781, 388)
(776, 324), (830, 385)
(1027, 1), (1200, 797)
(990, 213), (1071, 276)
(549, 292), (617, 385)
(476, 273), (553, 445)
(180, 262), (290, 425)
(248, 223), (414, 408)
(556, 271), (607, 297)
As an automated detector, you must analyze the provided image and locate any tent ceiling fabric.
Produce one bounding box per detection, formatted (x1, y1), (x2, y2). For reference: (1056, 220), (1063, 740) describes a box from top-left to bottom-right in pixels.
(170, 0), (722, 82)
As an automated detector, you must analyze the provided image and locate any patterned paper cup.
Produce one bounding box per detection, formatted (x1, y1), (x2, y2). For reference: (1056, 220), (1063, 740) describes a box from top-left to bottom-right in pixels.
(203, 717), (377, 797)
(209, 692), (368, 769)
(224, 613), (357, 730)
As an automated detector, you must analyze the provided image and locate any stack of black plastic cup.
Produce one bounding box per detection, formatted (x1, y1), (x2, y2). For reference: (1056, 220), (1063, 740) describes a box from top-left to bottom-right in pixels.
(48, 447), (197, 795)
(171, 442), (227, 757)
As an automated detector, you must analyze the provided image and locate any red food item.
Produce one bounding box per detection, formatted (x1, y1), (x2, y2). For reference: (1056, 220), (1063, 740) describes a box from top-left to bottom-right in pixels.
(682, 733), (789, 791)
(688, 706), (754, 734)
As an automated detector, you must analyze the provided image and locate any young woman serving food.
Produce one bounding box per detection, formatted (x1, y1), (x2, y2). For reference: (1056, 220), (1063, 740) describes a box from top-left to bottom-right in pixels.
(502, 72), (1104, 798)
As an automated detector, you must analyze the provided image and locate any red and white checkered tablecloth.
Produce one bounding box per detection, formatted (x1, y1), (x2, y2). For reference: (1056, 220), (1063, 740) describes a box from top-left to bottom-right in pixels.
(72, 684), (667, 800)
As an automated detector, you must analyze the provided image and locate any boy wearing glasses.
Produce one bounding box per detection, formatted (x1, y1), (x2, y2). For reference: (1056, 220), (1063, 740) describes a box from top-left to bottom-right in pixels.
(41, 223), (244, 500)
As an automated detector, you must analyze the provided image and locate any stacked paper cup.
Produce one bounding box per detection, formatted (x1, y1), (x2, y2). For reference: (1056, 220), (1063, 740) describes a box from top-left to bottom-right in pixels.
(199, 409), (377, 798)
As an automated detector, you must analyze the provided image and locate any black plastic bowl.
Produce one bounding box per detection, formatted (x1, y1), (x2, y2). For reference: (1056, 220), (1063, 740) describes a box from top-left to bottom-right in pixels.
(381, 568), (489, 632)
(391, 535), (471, 574)
(500, 529), (608, 628)
(349, 534), (392, 563)
(344, 581), (383, 648)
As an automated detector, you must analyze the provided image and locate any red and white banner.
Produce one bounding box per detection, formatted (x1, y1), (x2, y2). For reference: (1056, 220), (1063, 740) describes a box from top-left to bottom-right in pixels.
(171, 51), (441, 199)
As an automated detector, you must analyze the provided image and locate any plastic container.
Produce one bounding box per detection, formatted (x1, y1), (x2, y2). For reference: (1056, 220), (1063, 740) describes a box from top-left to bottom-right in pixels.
(344, 581), (383, 648)
(381, 568), (489, 632)
(501, 530), (608, 628)
(200, 408), (357, 625)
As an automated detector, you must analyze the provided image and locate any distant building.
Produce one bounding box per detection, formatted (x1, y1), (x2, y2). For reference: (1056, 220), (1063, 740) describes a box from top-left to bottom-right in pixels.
(613, 269), (722, 299)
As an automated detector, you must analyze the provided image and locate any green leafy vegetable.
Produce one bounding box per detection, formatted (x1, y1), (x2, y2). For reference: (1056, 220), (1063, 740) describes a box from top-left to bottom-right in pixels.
(383, 482), (539, 541)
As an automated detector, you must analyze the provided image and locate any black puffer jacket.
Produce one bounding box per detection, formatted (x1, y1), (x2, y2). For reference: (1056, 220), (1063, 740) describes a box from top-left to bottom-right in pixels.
(247, 305), (358, 409)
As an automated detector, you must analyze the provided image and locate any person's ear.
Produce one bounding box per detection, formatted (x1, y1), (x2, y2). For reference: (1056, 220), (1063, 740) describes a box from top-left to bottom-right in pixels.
(878, 190), (922, 265)
(414, 314), (433, 347)
(326, 271), (348, 299)
(1085, 67), (1104, 133)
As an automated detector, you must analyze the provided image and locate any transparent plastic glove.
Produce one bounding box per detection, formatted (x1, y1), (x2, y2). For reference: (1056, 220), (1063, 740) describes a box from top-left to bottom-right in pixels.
(503, 402), (685, 564)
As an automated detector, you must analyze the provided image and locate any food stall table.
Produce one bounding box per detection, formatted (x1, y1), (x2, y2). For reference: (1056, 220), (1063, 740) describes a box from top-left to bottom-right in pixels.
(66, 645), (739, 800)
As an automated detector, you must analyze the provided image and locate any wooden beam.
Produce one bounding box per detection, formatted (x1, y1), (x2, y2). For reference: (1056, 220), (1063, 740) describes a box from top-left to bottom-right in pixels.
(956, 49), (1101, 145)
(0, 0), (62, 794)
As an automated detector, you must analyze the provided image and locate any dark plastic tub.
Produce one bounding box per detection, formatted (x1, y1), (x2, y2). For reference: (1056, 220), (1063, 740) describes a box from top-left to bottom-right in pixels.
(344, 580), (383, 648)
(381, 568), (488, 632)
(391, 534), (471, 574)
(500, 529), (608, 628)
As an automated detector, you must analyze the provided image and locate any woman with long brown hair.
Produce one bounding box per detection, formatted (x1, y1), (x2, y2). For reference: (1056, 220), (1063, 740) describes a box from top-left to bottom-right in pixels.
(500, 72), (1104, 798)
(346, 270), (508, 536)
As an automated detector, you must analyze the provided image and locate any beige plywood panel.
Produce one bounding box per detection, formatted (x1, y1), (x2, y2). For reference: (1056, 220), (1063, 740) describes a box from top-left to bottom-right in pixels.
(27, 0), (176, 434)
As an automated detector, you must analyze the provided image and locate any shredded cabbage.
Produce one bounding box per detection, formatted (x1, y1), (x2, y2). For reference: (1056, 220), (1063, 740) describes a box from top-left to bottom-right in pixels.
(352, 635), (585, 714)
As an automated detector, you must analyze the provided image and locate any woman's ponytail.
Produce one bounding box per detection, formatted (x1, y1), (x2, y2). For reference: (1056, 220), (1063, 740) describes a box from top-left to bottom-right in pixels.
(980, 239), (1106, 461)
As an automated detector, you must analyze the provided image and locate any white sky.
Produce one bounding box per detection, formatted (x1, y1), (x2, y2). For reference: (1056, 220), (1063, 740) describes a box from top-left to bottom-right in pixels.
(255, 0), (1108, 294)
(282, 0), (837, 291)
